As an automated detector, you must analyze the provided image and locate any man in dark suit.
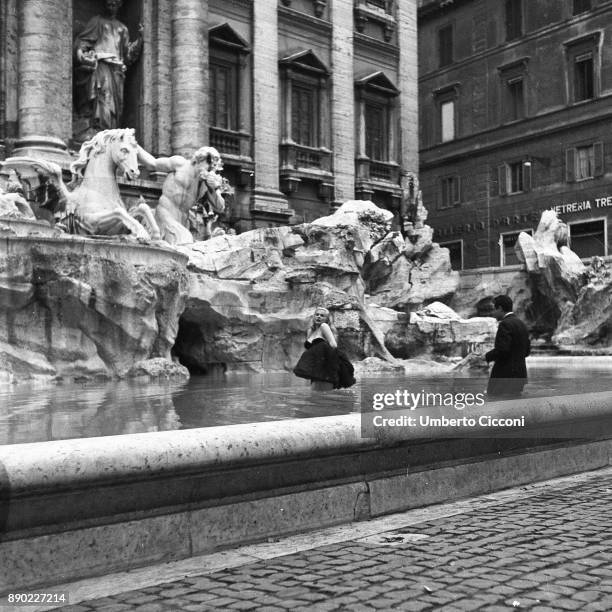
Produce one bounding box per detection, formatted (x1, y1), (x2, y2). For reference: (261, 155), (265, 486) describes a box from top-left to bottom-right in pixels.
(485, 295), (531, 398)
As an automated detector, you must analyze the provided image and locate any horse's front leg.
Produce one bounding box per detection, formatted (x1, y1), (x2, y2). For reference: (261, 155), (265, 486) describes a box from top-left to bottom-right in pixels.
(129, 201), (162, 240)
(86, 209), (151, 240)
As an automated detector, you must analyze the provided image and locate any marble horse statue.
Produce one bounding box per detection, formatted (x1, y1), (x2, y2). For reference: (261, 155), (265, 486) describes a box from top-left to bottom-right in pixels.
(6, 128), (160, 240)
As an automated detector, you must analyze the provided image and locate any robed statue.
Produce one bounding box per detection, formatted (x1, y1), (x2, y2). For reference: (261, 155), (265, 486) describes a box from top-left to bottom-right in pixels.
(74, 0), (143, 137)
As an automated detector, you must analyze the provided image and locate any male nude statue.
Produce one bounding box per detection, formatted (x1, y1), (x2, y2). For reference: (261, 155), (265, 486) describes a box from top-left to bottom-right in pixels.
(137, 146), (226, 245)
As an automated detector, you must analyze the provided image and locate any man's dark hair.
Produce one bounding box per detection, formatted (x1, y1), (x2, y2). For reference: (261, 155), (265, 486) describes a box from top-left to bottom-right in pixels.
(494, 295), (513, 313)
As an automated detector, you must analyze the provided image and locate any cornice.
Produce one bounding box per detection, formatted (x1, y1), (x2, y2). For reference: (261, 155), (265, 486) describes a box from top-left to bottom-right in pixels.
(278, 6), (332, 38)
(354, 32), (399, 60)
(420, 95), (612, 168)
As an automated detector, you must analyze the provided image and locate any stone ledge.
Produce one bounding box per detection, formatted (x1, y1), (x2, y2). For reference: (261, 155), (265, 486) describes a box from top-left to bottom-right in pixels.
(0, 392), (611, 592)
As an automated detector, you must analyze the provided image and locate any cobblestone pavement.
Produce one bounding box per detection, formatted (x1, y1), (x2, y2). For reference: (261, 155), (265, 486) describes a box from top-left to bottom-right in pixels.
(29, 470), (612, 611)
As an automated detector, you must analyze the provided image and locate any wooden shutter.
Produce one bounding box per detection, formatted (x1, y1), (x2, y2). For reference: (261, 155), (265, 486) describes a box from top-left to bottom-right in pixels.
(594, 141), (604, 177)
(498, 164), (508, 195)
(565, 148), (576, 182)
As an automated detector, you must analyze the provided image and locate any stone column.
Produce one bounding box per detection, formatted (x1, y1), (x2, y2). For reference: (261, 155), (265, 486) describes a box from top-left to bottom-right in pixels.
(13, 0), (72, 161)
(331, 0), (355, 207)
(171, 0), (207, 156)
(250, 1), (291, 223)
(397, 0), (419, 180)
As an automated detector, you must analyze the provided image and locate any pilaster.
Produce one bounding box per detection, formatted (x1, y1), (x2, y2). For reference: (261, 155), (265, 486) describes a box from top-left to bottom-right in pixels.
(171, 0), (208, 156)
(250, 1), (292, 222)
(397, 0), (419, 179)
(13, 0), (72, 161)
(331, 0), (355, 207)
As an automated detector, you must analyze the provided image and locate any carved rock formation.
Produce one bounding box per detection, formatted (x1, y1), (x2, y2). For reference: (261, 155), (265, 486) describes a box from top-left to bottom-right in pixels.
(553, 256), (612, 348)
(0, 236), (189, 383)
(362, 221), (459, 309)
(176, 194), (479, 373)
(384, 302), (497, 359)
(514, 210), (587, 333)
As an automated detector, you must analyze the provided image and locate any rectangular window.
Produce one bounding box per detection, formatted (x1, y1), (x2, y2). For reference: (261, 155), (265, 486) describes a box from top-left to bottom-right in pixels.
(365, 102), (387, 161)
(438, 25), (453, 68)
(566, 142), (604, 182)
(574, 53), (594, 101)
(576, 145), (595, 180)
(500, 230), (532, 266)
(569, 219), (606, 258)
(210, 62), (237, 130)
(291, 85), (317, 147)
(573, 0), (591, 15)
(506, 77), (525, 121)
(439, 240), (463, 270)
(505, 0), (523, 41)
(440, 175), (460, 208)
(440, 100), (455, 142)
(509, 161), (524, 193)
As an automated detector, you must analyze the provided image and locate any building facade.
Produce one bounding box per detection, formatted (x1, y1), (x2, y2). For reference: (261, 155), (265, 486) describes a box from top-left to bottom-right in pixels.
(418, 0), (612, 269)
(0, 0), (419, 233)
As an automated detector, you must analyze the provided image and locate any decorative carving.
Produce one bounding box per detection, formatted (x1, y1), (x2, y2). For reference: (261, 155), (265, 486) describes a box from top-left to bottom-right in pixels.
(313, 0), (327, 18)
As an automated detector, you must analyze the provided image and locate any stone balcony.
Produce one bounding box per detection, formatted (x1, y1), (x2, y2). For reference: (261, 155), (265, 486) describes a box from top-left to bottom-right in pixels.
(355, 157), (401, 202)
(210, 127), (254, 186)
(279, 142), (334, 200)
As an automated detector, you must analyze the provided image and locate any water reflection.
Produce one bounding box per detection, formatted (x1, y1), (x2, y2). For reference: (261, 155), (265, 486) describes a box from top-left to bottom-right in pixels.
(0, 362), (611, 445)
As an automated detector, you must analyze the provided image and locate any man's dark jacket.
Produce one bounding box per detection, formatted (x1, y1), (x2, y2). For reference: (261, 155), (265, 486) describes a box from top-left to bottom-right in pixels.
(485, 313), (531, 396)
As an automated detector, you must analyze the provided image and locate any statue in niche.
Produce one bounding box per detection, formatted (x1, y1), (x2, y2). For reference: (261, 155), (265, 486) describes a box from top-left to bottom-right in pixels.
(74, 0), (143, 139)
(137, 146), (230, 245)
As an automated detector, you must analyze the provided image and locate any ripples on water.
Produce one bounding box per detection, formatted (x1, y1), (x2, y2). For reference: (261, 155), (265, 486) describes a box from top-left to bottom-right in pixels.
(1, 363), (611, 445)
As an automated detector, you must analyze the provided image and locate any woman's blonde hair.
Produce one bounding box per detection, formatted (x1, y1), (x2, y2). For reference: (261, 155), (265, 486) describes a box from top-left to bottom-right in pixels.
(310, 307), (337, 337)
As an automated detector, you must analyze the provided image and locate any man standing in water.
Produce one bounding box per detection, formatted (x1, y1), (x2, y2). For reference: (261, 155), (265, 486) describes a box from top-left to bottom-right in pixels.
(485, 295), (531, 398)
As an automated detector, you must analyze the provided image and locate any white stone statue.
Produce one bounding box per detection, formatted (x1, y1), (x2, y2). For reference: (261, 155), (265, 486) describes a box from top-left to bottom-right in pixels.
(74, 0), (143, 138)
(137, 146), (228, 245)
(0, 168), (36, 219)
(8, 128), (160, 240)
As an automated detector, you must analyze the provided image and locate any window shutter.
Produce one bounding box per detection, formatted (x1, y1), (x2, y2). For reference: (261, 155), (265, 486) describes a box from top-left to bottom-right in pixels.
(498, 164), (508, 195)
(594, 141), (604, 177)
(565, 148), (576, 182)
(454, 176), (461, 204)
(522, 161), (531, 192)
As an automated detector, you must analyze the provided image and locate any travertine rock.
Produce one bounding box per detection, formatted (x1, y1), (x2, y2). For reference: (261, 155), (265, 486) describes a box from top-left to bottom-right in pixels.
(553, 257), (612, 347)
(365, 235), (459, 310)
(515, 211), (586, 314)
(385, 304), (496, 359)
(177, 201), (414, 372)
(0, 236), (189, 383)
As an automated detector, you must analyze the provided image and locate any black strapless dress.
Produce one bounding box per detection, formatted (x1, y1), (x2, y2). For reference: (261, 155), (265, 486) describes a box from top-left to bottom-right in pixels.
(293, 338), (356, 389)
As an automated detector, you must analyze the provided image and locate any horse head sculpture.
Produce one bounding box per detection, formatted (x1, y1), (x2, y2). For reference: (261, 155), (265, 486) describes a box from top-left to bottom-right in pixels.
(70, 128), (141, 183)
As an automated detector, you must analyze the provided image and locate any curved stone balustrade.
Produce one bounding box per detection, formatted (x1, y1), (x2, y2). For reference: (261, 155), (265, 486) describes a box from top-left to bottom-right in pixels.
(0, 391), (611, 592)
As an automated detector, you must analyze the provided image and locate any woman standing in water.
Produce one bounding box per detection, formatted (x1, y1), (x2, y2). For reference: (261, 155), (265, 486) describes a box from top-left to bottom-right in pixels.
(293, 307), (355, 391)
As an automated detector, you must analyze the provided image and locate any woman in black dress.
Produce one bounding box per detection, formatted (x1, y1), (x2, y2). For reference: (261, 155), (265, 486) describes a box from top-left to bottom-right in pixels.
(293, 307), (355, 391)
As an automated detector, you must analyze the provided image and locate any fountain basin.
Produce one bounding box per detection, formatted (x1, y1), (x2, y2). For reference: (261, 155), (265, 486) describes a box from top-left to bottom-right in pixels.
(0, 217), (57, 238)
(0, 391), (611, 592)
(0, 234), (189, 383)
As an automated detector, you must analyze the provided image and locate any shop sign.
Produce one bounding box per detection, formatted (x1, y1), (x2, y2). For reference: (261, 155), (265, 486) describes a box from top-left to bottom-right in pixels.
(551, 195), (612, 215)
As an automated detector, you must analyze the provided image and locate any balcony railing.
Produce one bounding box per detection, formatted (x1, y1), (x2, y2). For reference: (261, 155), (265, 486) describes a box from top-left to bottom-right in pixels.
(210, 127), (250, 158)
(280, 143), (332, 174)
(356, 158), (400, 184)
